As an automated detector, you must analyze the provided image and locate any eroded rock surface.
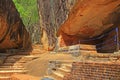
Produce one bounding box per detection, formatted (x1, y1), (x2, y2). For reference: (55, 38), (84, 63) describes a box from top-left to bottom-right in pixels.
(58, 0), (120, 37)
(38, 0), (120, 52)
(0, 0), (31, 52)
(58, 0), (120, 47)
(37, 0), (77, 50)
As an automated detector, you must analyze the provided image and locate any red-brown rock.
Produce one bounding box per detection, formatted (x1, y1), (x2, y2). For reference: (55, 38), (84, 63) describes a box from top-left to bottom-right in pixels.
(57, 0), (120, 52)
(0, 0), (31, 52)
(58, 0), (120, 38)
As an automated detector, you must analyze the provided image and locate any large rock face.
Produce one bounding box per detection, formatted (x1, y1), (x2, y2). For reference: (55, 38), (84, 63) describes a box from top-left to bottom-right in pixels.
(58, 0), (120, 37)
(0, 0), (31, 52)
(37, 0), (76, 50)
(38, 0), (120, 52)
(58, 0), (120, 43)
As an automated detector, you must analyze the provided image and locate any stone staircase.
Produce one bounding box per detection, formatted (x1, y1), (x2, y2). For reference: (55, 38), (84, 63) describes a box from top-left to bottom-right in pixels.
(42, 44), (120, 80)
(17, 45), (46, 55)
(42, 60), (73, 80)
(57, 44), (97, 54)
(0, 55), (39, 80)
(68, 44), (120, 61)
(42, 44), (97, 80)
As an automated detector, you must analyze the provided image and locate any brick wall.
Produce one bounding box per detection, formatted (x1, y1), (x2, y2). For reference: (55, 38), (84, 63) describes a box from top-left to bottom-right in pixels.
(64, 61), (120, 80)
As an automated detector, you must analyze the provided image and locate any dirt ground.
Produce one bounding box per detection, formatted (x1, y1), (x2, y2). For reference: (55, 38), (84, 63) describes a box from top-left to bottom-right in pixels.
(23, 53), (75, 78)
(11, 74), (40, 80)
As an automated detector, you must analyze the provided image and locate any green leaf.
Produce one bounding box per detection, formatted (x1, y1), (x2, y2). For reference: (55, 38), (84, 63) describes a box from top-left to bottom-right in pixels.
(12, 0), (39, 26)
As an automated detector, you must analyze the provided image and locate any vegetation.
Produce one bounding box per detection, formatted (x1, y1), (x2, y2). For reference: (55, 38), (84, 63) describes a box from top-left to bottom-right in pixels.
(13, 0), (39, 26)
(13, 0), (40, 44)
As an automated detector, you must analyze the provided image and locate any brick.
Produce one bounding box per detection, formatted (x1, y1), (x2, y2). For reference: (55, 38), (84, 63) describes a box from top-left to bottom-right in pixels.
(64, 61), (120, 80)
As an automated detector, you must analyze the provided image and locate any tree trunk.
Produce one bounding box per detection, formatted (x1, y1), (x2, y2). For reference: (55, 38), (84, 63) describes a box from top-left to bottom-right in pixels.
(0, 0), (31, 52)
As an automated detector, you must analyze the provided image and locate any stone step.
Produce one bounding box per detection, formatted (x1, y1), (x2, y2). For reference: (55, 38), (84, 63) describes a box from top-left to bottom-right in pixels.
(15, 56), (38, 61)
(8, 55), (38, 59)
(0, 66), (24, 68)
(51, 71), (64, 80)
(49, 60), (74, 64)
(0, 67), (26, 70)
(19, 57), (37, 61)
(68, 49), (97, 54)
(0, 76), (11, 80)
(2, 63), (24, 66)
(58, 44), (96, 52)
(0, 70), (28, 76)
(5, 58), (31, 63)
(62, 64), (72, 70)
(80, 50), (97, 55)
(17, 55), (38, 58)
(56, 67), (71, 75)
(67, 50), (97, 57)
(48, 60), (73, 70)
(0, 70), (28, 73)
(5, 57), (36, 63)
(80, 44), (96, 50)
(18, 51), (43, 55)
(5, 59), (29, 63)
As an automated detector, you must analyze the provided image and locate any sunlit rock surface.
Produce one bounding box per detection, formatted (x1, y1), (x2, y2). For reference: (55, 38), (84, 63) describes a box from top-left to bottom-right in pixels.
(57, 0), (120, 48)
(37, 0), (120, 52)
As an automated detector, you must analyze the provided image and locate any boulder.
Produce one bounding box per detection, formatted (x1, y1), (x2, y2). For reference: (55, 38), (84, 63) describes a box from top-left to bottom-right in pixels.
(0, 0), (31, 52)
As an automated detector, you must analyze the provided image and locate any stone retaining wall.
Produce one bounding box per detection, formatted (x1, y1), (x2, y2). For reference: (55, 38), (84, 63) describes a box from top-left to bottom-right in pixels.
(64, 61), (120, 80)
